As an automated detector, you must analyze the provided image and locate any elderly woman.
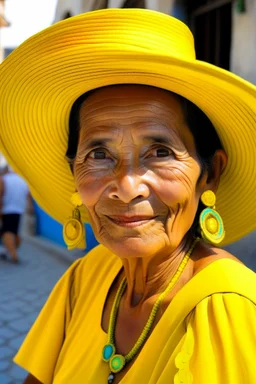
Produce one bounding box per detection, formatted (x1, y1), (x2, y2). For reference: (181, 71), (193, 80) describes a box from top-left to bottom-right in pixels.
(0, 8), (256, 384)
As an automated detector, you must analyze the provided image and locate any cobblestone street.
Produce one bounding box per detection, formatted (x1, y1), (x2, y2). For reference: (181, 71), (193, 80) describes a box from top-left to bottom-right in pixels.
(0, 239), (72, 384)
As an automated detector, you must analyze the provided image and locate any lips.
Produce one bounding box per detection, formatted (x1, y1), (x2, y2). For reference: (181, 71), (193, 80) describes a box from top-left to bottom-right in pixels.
(106, 215), (155, 227)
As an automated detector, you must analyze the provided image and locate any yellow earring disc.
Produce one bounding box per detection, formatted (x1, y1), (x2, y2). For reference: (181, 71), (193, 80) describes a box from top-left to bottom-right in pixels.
(66, 221), (78, 240)
(206, 217), (218, 234)
(70, 192), (83, 207)
(201, 190), (216, 207)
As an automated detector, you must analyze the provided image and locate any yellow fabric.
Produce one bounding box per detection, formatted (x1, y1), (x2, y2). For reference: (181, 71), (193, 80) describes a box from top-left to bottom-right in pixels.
(0, 9), (256, 245)
(189, 295), (256, 383)
(14, 245), (256, 383)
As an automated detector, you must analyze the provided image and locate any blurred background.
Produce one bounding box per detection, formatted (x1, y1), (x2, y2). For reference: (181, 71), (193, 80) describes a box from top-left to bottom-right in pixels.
(0, 1), (256, 383)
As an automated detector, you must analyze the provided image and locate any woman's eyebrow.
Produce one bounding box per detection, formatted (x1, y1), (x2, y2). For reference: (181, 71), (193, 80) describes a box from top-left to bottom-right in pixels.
(82, 135), (173, 149)
(140, 135), (171, 144)
(83, 138), (113, 148)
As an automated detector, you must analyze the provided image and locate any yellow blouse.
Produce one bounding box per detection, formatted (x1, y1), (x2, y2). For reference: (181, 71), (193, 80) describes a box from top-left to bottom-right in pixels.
(14, 245), (256, 383)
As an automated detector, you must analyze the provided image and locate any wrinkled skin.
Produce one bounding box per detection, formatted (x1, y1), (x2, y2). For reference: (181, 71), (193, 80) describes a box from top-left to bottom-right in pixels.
(74, 85), (227, 305)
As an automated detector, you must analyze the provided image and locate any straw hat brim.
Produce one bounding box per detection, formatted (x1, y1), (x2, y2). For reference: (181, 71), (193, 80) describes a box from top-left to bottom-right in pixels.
(0, 9), (255, 245)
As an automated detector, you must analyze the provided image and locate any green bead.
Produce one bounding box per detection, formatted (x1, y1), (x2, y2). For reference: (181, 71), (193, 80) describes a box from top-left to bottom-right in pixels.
(110, 354), (126, 373)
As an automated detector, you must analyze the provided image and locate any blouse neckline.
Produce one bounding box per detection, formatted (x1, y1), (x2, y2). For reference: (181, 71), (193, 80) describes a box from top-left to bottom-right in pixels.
(96, 256), (255, 382)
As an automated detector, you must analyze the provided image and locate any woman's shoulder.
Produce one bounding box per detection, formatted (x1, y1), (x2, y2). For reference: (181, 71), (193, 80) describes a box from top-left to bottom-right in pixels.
(192, 241), (244, 275)
(176, 253), (256, 383)
(188, 285), (256, 383)
(189, 242), (256, 305)
(76, 243), (121, 273)
(55, 244), (121, 298)
(188, 247), (256, 351)
(190, 287), (256, 344)
(68, 244), (122, 294)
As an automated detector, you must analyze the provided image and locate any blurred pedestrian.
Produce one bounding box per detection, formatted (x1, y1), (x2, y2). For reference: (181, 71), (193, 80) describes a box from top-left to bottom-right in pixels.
(0, 166), (29, 263)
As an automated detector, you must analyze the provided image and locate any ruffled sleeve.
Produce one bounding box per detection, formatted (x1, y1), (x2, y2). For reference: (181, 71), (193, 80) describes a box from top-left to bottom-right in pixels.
(14, 257), (83, 384)
(187, 293), (256, 383)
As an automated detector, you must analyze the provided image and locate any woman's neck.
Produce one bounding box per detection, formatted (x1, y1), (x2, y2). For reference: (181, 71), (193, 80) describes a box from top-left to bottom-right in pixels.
(121, 235), (194, 308)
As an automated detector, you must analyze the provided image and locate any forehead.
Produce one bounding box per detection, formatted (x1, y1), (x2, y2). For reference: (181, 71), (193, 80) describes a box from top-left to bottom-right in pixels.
(79, 85), (185, 127)
(77, 85), (196, 154)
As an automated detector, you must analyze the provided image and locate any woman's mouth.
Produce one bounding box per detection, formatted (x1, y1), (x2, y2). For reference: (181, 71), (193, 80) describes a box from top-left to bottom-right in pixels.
(106, 215), (156, 228)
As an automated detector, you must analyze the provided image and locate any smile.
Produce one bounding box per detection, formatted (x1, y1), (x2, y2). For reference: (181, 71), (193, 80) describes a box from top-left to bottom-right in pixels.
(106, 215), (156, 228)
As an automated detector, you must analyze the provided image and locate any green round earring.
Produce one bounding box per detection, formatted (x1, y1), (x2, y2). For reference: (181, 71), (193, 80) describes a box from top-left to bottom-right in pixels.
(199, 190), (225, 245)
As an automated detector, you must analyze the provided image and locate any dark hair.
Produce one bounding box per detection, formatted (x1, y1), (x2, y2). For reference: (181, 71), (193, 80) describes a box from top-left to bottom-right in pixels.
(66, 86), (223, 237)
(180, 97), (223, 178)
(66, 92), (89, 164)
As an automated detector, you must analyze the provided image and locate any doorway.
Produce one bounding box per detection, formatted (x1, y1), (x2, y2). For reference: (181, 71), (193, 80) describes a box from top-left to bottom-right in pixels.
(187, 0), (233, 70)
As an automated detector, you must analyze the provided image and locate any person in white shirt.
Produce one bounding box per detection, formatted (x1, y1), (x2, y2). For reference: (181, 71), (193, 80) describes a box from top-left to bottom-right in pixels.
(0, 166), (29, 263)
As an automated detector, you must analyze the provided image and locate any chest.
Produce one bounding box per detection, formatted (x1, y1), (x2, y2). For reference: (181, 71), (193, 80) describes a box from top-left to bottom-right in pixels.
(101, 283), (183, 383)
(102, 307), (157, 383)
(53, 289), (186, 384)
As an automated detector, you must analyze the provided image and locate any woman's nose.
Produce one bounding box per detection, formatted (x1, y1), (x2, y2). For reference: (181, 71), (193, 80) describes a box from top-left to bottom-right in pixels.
(108, 171), (150, 203)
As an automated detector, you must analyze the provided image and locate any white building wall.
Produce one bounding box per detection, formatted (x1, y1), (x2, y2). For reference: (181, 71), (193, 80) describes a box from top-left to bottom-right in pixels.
(146, 0), (174, 13)
(55, 0), (82, 22)
(108, 0), (174, 12)
(56, 0), (174, 18)
(230, 0), (256, 84)
(81, 0), (110, 13)
(108, 0), (174, 11)
(107, 0), (124, 7)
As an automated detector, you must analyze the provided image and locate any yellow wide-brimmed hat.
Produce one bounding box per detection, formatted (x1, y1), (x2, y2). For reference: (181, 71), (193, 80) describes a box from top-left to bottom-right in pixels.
(0, 8), (256, 245)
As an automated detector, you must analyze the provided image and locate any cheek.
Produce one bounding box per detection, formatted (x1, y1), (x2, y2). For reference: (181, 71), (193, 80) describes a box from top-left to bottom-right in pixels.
(74, 163), (111, 208)
(161, 168), (201, 236)
(151, 162), (201, 209)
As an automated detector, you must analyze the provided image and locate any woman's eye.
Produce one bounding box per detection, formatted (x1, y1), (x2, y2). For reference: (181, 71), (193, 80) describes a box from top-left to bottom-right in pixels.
(153, 148), (172, 157)
(88, 150), (107, 159)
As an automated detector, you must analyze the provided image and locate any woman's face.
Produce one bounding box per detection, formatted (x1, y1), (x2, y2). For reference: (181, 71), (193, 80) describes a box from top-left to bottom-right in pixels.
(74, 85), (207, 258)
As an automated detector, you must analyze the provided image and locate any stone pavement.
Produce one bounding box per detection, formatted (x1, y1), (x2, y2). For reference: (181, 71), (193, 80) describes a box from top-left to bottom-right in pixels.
(0, 238), (74, 384)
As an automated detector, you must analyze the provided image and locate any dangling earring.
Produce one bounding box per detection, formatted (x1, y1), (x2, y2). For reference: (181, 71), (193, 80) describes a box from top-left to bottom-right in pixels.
(63, 192), (86, 250)
(199, 190), (225, 245)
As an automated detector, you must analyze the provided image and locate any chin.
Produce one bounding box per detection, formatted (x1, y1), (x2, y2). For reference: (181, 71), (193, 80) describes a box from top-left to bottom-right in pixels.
(102, 235), (166, 259)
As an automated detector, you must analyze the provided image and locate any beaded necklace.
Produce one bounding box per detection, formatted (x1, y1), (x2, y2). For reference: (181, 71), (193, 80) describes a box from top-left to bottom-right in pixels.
(102, 238), (199, 383)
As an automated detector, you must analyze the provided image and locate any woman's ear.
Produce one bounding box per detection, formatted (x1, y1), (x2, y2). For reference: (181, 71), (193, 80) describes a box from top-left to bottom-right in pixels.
(205, 149), (228, 192)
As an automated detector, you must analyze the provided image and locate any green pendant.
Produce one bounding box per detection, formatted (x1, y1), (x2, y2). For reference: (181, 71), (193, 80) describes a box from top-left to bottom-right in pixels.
(102, 343), (115, 362)
(109, 354), (126, 373)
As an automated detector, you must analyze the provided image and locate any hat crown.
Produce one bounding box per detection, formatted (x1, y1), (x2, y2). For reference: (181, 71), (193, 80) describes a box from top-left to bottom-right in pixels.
(41, 9), (196, 62)
(84, 9), (196, 61)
